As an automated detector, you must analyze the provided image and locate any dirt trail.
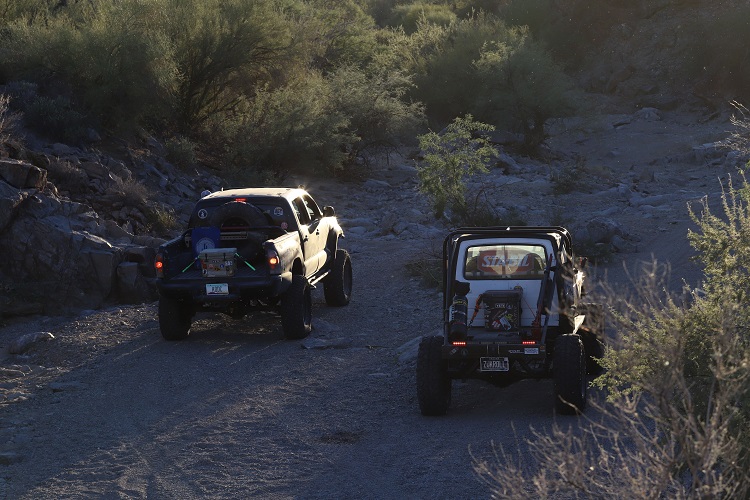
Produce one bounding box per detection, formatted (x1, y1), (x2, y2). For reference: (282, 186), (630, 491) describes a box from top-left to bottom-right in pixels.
(0, 100), (735, 498)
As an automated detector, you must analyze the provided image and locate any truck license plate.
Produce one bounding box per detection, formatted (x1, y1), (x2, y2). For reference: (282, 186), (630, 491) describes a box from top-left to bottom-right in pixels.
(206, 283), (229, 295)
(480, 357), (509, 372)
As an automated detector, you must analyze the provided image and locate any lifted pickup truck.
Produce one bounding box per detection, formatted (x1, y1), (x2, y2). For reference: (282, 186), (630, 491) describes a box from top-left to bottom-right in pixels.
(154, 188), (352, 340)
(416, 226), (605, 416)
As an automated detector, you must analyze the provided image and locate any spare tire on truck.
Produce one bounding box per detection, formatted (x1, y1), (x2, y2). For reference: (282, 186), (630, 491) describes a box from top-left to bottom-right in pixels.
(204, 201), (270, 262)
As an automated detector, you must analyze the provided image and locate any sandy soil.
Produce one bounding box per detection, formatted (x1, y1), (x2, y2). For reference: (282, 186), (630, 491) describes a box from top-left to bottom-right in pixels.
(0, 96), (739, 498)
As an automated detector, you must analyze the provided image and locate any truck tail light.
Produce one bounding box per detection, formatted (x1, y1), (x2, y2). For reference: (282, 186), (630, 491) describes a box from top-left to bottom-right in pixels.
(155, 253), (165, 278)
(267, 249), (280, 274)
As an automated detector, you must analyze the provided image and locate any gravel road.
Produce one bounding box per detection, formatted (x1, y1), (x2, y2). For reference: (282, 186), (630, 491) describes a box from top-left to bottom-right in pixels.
(0, 103), (731, 498)
(0, 236), (594, 499)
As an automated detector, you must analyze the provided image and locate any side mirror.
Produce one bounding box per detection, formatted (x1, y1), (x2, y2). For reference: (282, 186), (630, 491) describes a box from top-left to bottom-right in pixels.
(323, 206), (335, 217)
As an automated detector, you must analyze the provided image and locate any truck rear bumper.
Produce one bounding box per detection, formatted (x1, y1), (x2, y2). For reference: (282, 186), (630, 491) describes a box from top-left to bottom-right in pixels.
(156, 271), (293, 303)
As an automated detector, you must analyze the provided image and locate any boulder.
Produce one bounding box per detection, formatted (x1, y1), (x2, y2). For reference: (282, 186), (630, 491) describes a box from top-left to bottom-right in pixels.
(0, 159), (47, 189)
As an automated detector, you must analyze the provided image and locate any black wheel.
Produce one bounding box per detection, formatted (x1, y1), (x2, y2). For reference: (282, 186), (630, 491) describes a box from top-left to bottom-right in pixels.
(324, 249), (352, 306)
(280, 275), (312, 339)
(579, 303), (606, 375)
(158, 294), (193, 341)
(416, 336), (451, 416)
(553, 334), (587, 415)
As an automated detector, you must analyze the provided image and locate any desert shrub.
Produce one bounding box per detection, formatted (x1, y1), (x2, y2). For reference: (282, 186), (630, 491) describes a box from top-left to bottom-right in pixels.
(405, 247), (442, 288)
(223, 73), (352, 178)
(409, 12), (510, 123)
(416, 114), (498, 219)
(24, 96), (87, 143)
(1, 81), (39, 112)
(292, 0), (379, 70)
(45, 159), (89, 195)
(475, 260), (750, 498)
(165, 0), (290, 131)
(166, 136), (197, 169)
(473, 27), (577, 148)
(113, 178), (151, 208)
(145, 205), (179, 236)
(328, 65), (425, 163)
(387, 3), (456, 33)
(0, 1), (176, 128)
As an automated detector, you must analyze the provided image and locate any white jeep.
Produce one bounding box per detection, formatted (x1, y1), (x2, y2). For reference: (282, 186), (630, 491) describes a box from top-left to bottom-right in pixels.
(416, 226), (605, 416)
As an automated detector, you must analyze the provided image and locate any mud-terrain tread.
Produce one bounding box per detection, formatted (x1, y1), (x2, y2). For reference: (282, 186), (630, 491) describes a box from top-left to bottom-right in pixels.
(554, 334), (587, 415)
(416, 336), (451, 416)
(324, 249), (352, 306)
(159, 295), (192, 341)
(579, 303), (606, 375)
(280, 275), (312, 339)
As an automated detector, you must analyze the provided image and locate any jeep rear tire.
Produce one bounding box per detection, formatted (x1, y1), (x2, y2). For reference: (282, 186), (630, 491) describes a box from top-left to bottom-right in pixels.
(554, 334), (587, 415)
(159, 295), (193, 341)
(579, 303), (606, 375)
(280, 275), (312, 339)
(324, 249), (352, 306)
(416, 336), (451, 416)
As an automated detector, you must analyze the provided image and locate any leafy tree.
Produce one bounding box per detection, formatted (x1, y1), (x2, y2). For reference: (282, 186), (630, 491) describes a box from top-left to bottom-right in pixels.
(408, 12), (510, 123)
(0, 1), (176, 128)
(416, 114), (498, 218)
(474, 27), (577, 148)
(165, 0), (291, 131)
(290, 0), (380, 71)
(328, 65), (425, 163)
(387, 3), (456, 33)
(224, 72), (352, 179)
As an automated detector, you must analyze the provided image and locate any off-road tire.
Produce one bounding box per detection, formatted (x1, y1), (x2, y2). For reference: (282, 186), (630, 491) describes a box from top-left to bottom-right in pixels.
(324, 249), (352, 306)
(416, 336), (452, 416)
(159, 295), (193, 341)
(554, 334), (587, 415)
(579, 303), (606, 375)
(280, 275), (312, 340)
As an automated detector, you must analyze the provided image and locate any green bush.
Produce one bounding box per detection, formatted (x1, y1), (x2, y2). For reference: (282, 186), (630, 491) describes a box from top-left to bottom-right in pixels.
(166, 0), (290, 131)
(408, 12), (510, 123)
(473, 28), (577, 148)
(328, 65), (425, 162)
(25, 95), (87, 143)
(416, 114), (498, 219)
(223, 72), (352, 178)
(387, 3), (456, 33)
(166, 136), (197, 169)
(0, 2), (177, 128)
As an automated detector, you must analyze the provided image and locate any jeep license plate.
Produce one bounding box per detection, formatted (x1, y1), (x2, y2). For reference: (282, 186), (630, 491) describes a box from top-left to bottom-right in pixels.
(206, 283), (229, 296)
(480, 357), (509, 372)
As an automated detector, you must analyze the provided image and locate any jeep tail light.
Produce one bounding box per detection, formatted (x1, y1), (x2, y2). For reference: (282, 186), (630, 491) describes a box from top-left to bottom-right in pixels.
(522, 340), (536, 346)
(267, 249), (280, 274)
(155, 253), (164, 278)
(451, 341), (466, 346)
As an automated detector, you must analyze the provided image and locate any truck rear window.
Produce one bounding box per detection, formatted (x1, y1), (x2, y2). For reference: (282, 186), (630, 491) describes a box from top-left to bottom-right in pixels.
(463, 244), (547, 279)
